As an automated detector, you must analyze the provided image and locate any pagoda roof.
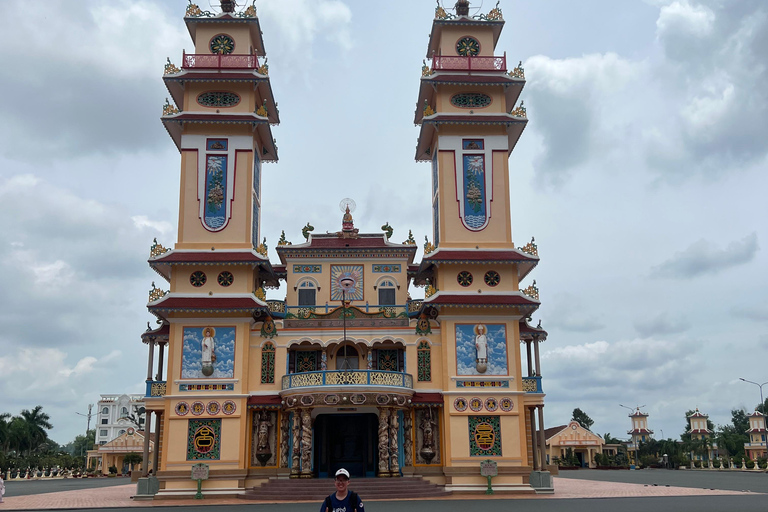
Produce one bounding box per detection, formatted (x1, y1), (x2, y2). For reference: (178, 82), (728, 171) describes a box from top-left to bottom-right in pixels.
(148, 249), (276, 283)
(689, 429), (713, 434)
(749, 411), (766, 418)
(421, 291), (539, 315)
(519, 318), (548, 342)
(141, 321), (170, 344)
(415, 113), (526, 161)
(161, 112), (278, 161)
(414, 247), (538, 285)
(163, 71), (279, 125)
(147, 293), (268, 317)
(275, 233), (418, 265)
(426, 18), (504, 59)
(628, 428), (653, 434)
(687, 409), (709, 418)
(184, 13), (266, 56)
(414, 74), (524, 125)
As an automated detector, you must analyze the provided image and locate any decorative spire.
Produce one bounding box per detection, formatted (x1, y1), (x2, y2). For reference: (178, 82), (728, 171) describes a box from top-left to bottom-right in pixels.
(455, 0), (470, 16)
(220, 0), (236, 13)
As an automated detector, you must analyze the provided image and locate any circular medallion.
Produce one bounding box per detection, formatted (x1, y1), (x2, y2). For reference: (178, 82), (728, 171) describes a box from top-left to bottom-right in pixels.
(127, 427), (135, 435)
(206, 401), (220, 415)
(191, 401), (205, 416)
(217, 271), (234, 286)
(222, 400), (237, 415)
(454, 397), (468, 412)
(457, 271), (473, 287)
(499, 397), (513, 412)
(198, 91), (240, 108)
(175, 401), (190, 416)
(209, 34), (235, 54)
(190, 271), (207, 287)
(469, 397), (483, 412)
(484, 270), (500, 287)
(451, 92), (492, 109)
(456, 36), (480, 56)
(485, 397), (498, 412)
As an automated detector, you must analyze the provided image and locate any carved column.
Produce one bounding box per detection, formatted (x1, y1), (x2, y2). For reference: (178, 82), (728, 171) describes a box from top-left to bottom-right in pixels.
(389, 409), (400, 476)
(538, 406), (547, 469)
(279, 412), (289, 468)
(377, 408), (390, 476)
(300, 409), (313, 477)
(290, 411), (301, 477)
(533, 337), (542, 377)
(529, 406), (538, 470)
(146, 340), (155, 381)
(152, 411), (161, 473)
(525, 340), (533, 377)
(402, 409), (413, 467)
(141, 411), (152, 477)
(156, 342), (165, 380)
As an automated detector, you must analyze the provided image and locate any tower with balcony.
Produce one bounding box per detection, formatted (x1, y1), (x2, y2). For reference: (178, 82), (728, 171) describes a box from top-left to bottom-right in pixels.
(686, 408), (716, 463)
(141, 0), (280, 497)
(627, 408), (652, 463)
(745, 411), (767, 461)
(412, 0), (548, 492)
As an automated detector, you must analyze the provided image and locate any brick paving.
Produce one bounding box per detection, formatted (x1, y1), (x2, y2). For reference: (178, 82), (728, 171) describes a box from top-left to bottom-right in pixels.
(0, 478), (760, 510)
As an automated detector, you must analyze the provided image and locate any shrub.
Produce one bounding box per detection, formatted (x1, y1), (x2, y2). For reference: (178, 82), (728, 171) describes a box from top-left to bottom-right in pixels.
(713, 459), (721, 468)
(758, 459), (767, 470)
(746, 459), (755, 469)
(108, 465), (118, 475)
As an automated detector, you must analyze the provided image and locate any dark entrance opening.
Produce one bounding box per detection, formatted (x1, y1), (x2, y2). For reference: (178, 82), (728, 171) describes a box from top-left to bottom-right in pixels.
(314, 413), (377, 478)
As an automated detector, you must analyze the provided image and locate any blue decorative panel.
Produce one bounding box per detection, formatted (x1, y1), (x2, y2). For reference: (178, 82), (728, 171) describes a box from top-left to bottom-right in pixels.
(456, 380), (510, 388)
(207, 139), (228, 151)
(330, 265), (364, 301)
(372, 264), (400, 273)
(455, 324), (507, 376)
(203, 155), (228, 230)
(462, 154), (487, 230)
(293, 265), (322, 273)
(182, 326), (236, 379)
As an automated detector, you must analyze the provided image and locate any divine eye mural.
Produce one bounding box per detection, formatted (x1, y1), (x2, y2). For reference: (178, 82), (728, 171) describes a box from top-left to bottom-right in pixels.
(182, 326), (235, 379)
(330, 265), (364, 301)
(455, 323), (507, 375)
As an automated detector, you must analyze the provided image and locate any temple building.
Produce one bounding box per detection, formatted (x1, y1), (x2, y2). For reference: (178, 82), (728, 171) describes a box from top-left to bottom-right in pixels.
(139, 0), (547, 498)
(544, 421), (604, 468)
(626, 407), (652, 464)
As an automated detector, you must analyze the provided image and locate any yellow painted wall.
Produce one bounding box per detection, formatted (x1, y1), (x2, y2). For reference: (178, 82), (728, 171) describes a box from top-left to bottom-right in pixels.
(193, 25), (254, 55)
(183, 82), (257, 113)
(437, 26), (496, 57)
(437, 84), (507, 114)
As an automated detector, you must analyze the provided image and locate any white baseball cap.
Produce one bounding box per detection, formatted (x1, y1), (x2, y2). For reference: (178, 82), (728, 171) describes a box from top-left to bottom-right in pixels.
(335, 468), (350, 479)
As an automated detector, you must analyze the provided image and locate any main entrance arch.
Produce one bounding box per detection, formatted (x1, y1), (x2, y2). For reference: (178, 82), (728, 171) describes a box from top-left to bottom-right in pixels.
(314, 413), (378, 478)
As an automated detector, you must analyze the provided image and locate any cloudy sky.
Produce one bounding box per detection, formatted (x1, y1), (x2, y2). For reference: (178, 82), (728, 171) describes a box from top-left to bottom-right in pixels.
(0, 0), (766, 446)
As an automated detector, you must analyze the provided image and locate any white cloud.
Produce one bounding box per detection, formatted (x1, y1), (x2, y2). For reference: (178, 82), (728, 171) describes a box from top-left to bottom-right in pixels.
(657, 1), (715, 39)
(652, 233), (759, 278)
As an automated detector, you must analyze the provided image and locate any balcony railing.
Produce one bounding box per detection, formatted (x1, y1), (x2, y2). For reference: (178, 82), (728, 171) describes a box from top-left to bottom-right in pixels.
(522, 376), (542, 393)
(744, 441), (767, 448)
(145, 380), (167, 397)
(284, 304), (409, 319)
(181, 51), (260, 70)
(282, 370), (413, 390)
(432, 55), (506, 72)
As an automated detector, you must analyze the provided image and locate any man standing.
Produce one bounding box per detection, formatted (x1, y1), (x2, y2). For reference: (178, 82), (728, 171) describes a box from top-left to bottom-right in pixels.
(321, 468), (364, 512)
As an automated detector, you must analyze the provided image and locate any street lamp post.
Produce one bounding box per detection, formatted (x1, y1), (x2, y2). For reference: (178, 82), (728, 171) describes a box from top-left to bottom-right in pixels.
(75, 404), (93, 469)
(739, 378), (768, 458)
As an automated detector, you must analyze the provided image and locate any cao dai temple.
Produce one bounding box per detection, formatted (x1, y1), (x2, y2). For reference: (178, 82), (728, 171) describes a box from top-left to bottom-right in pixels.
(139, 0), (549, 498)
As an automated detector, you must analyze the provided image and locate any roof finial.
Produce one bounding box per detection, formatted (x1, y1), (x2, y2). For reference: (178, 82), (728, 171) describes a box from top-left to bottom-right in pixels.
(220, 0), (236, 13)
(455, 0), (470, 16)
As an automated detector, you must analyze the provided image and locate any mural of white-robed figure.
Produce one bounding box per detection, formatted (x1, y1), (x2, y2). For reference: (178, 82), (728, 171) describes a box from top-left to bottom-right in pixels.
(455, 324), (508, 375)
(182, 326), (235, 379)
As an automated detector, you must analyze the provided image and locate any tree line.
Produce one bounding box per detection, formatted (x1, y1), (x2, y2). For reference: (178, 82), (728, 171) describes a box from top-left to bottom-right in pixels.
(0, 405), (94, 471)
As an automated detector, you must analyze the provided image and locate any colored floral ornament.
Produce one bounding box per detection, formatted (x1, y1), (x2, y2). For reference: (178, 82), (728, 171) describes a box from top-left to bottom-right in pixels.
(257, 57), (269, 75)
(217, 271), (234, 287)
(256, 100), (269, 117)
(510, 61), (525, 79)
(185, 2), (203, 17)
(522, 280), (539, 300)
(148, 281), (168, 302)
(484, 270), (500, 287)
(457, 271), (473, 287)
(190, 271), (207, 287)
(456, 37), (480, 56)
(255, 286), (266, 301)
(510, 100), (527, 118)
(150, 237), (169, 258)
(415, 314), (432, 335)
(209, 34), (235, 55)
(520, 236), (538, 256)
(163, 98), (179, 116)
(164, 57), (180, 75)
(423, 99), (435, 117)
(256, 237), (268, 257)
(424, 236), (436, 254)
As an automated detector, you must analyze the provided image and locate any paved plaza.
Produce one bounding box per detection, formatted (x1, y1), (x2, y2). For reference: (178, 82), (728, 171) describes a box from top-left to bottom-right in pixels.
(1, 470), (767, 512)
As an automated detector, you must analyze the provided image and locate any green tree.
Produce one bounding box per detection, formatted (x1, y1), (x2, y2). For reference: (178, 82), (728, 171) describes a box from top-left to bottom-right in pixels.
(19, 405), (53, 454)
(602, 432), (623, 444)
(65, 429), (96, 458)
(571, 408), (594, 430)
(123, 452), (143, 472)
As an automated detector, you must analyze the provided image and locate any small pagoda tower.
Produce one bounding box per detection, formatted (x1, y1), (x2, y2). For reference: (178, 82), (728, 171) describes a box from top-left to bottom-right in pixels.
(687, 408), (715, 462)
(745, 411), (767, 461)
(141, 0), (280, 497)
(627, 408), (653, 463)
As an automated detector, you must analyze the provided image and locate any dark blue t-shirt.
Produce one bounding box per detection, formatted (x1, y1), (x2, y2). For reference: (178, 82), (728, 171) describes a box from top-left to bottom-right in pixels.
(321, 491), (363, 512)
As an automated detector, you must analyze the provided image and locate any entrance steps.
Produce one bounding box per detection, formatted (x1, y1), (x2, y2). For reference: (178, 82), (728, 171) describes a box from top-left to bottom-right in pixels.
(240, 476), (450, 501)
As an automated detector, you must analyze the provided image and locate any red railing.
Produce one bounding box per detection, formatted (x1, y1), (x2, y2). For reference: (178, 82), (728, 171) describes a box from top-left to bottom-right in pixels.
(432, 55), (506, 72)
(182, 51), (260, 70)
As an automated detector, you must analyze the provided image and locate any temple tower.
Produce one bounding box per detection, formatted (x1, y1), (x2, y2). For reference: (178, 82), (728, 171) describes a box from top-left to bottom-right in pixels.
(413, 1), (547, 492)
(142, 1), (280, 496)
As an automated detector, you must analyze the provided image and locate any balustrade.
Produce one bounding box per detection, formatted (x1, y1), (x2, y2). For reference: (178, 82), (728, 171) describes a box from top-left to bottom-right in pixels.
(181, 51), (260, 70)
(282, 369), (413, 390)
(432, 55), (506, 72)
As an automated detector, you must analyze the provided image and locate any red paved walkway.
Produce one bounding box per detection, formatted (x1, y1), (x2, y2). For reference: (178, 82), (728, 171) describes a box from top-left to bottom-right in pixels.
(0, 478), (758, 510)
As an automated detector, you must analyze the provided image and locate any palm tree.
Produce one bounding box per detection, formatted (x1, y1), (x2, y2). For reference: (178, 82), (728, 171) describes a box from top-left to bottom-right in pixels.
(0, 412), (11, 452)
(19, 406), (53, 455)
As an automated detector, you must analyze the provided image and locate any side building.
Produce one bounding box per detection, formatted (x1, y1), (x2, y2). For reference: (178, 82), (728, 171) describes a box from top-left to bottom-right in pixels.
(139, 0), (548, 498)
(95, 394), (146, 445)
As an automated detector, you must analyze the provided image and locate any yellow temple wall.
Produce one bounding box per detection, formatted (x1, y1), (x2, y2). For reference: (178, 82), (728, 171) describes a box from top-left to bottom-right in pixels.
(437, 84), (506, 114)
(183, 82), (258, 113)
(436, 26), (496, 57)
(192, 25), (254, 55)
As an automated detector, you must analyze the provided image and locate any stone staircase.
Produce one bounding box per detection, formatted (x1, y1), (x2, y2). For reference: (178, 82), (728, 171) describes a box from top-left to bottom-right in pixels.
(239, 476), (450, 501)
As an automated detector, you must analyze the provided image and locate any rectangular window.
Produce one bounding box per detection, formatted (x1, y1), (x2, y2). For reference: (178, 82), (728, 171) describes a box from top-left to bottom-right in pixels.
(100, 429), (108, 437)
(378, 288), (396, 305)
(298, 288), (316, 306)
(101, 418), (108, 425)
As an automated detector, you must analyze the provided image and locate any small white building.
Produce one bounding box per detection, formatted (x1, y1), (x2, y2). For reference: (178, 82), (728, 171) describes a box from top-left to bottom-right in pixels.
(95, 394), (146, 445)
